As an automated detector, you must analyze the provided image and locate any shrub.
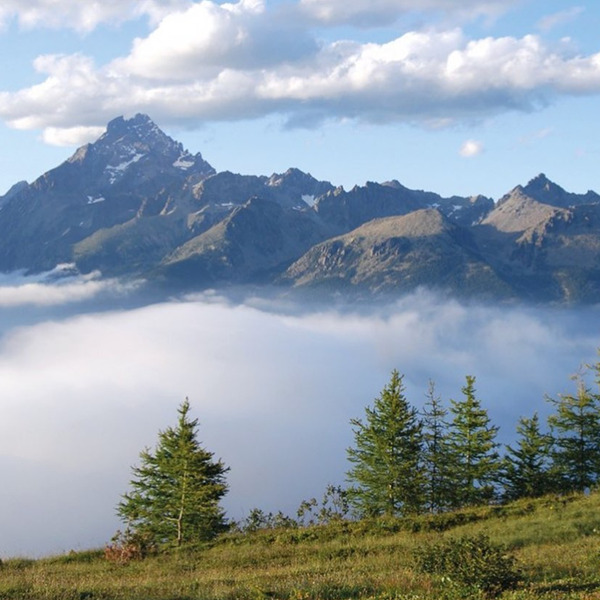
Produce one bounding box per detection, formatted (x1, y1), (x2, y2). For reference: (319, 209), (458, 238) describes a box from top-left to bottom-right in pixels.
(296, 485), (351, 526)
(415, 533), (521, 598)
(104, 529), (156, 564)
(237, 508), (298, 533)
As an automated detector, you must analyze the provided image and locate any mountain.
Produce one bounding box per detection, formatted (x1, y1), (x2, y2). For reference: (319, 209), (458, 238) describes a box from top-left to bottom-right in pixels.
(281, 209), (513, 298)
(517, 173), (600, 208)
(0, 114), (216, 273)
(158, 195), (333, 285)
(0, 114), (334, 277)
(313, 180), (493, 233)
(2, 114), (600, 304)
(473, 176), (600, 302)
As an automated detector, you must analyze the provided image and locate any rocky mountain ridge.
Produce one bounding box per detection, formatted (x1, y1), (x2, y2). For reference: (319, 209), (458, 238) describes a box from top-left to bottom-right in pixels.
(2, 114), (600, 303)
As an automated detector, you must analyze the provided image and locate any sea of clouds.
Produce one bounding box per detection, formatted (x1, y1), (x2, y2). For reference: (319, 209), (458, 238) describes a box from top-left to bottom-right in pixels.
(0, 273), (599, 557)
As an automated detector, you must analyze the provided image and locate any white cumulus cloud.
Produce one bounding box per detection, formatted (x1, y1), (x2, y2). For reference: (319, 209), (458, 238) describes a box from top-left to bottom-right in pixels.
(460, 139), (484, 157)
(0, 0), (191, 32)
(1, 2), (600, 140)
(115, 0), (316, 81)
(298, 0), (518, 26)
(42, 125), (105, 146)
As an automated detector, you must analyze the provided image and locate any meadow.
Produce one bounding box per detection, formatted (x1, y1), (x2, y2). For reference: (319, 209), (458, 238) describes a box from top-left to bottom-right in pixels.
(3, 491), (600, 600)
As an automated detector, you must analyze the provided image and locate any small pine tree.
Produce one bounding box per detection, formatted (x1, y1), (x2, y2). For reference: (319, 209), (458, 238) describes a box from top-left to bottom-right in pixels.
(117, 399), (229, 549)
(502, 413), (553, 501)
(548, 377), (600, 493)
(346, 370), (425, 517)
(447, 376), (502, 507)
(421, 380), (454, 512)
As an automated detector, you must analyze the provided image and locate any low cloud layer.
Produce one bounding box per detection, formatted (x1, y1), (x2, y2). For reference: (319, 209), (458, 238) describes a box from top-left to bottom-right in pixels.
(0, 270), (137, 307)
(0, 0), (597, 143)
(0, 285), (599, 557)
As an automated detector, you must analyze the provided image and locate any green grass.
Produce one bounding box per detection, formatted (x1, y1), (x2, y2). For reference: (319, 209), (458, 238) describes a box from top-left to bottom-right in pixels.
(4, 492), (600, 599)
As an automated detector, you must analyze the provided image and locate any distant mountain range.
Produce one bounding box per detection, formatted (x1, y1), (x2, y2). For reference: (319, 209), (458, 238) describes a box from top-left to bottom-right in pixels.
(2, 113), (600, 304)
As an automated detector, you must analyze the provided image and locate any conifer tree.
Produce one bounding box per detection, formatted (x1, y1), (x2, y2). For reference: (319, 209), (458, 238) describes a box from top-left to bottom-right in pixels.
(421, 380), (454, 512)
(118, 399), (229, 548)
(447, 376), (502, 507)
(502, 413), (553, 501)
(547, 377), (600, 493)
(346, 370), (425, 517)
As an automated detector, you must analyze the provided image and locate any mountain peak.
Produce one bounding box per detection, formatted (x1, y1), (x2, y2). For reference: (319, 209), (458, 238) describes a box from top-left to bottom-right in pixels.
(519, 173), (600, 208)
(65, 114), (215, 186)
(528, 172), (550, 184)
(100, 113), (178, 149)
(523, 173), (562, 196)
(106, 113), (156, 130)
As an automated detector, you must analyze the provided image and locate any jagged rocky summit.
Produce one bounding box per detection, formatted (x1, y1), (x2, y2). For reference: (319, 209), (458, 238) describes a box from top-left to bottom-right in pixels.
(2, 114), (600, 304)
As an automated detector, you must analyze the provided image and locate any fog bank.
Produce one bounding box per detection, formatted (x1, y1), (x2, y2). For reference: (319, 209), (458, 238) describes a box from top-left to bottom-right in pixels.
(0, 283), (599, 557)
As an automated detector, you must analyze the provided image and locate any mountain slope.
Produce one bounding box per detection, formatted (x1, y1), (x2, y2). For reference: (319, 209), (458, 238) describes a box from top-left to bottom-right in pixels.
(473, 177), (600, 302)
(159, 196), (333, 285)
(0, 115), (334, 278)
(1, 115), (600, 303)
(519, 173), (600, 208)
(282, 209), (513, 298)
(314, 180), (493, 233)
(0, 114), (215, 272)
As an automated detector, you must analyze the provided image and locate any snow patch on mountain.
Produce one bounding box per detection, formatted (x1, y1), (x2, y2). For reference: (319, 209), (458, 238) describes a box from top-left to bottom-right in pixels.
(105, 152), (145, 184)
(173, 154), (195, 170)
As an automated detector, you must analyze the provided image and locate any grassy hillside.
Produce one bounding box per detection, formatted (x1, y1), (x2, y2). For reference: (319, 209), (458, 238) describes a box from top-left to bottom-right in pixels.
(3, 492), (600, 599)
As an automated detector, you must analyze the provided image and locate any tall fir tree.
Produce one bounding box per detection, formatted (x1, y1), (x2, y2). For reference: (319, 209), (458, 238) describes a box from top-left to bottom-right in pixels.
(447, 376), (502, 507)
(547, 377), (600, 493)
(502, 413), (553, 501)
(421, 380), (454, 512)
(118, 399), (229, 548)
(346, 370), (425, 517)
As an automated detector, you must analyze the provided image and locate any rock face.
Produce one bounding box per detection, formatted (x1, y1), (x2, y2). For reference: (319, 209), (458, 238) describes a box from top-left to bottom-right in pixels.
(281, 209), (512, 299)
(0, 114), (333, 277)
(470, 177), (600, 302)
(2, 115), (600, 303)
(313, 181), (493, 233)
(159, 195), (333, 284)
(0, 114), (216, 273)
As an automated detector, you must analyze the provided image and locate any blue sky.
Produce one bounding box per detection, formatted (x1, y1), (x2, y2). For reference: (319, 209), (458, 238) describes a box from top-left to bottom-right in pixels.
(0, 0), (599, 199)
